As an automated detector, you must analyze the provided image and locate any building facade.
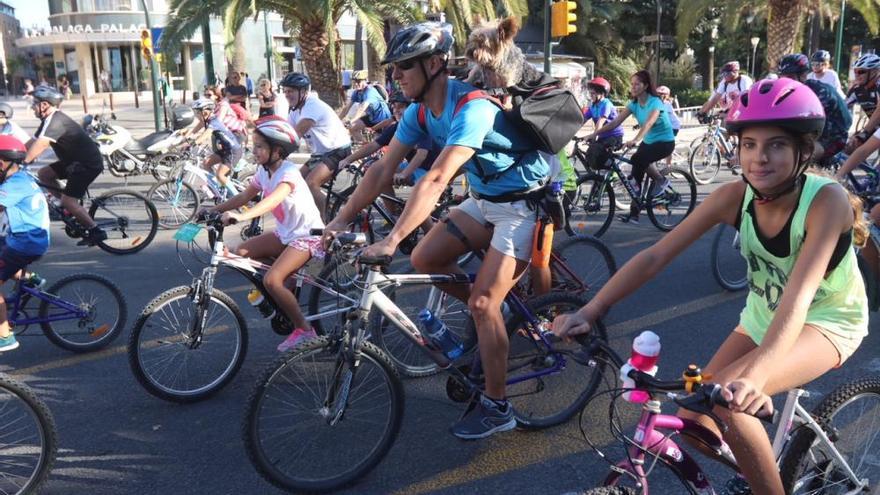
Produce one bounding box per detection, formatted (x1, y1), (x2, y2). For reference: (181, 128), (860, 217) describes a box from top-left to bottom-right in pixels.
(15, 0), (361, 97)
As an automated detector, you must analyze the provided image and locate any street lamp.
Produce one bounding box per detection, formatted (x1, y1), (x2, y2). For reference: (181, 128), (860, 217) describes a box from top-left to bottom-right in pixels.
(708, 24), (718, 92)
(750, 37), (760, 76)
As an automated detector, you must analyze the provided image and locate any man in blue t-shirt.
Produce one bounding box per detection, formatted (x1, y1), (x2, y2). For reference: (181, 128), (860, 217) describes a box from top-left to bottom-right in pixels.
(325, 22), (548, 441)
(0, 136), (49, 352)
(340, 70), (392, 137)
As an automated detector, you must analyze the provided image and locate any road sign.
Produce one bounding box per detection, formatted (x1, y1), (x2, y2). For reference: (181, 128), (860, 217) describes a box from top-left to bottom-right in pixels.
(151, 27), (164, 54)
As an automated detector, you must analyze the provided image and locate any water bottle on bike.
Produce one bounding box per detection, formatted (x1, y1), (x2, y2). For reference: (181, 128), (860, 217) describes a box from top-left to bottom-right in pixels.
(418, 309), (464, 360)
(620, 330), (661, 402)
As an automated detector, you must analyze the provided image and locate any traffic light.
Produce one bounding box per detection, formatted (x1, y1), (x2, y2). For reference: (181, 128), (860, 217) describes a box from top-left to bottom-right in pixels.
(550, 1), (577, 37)
(140, 29), (153, 60)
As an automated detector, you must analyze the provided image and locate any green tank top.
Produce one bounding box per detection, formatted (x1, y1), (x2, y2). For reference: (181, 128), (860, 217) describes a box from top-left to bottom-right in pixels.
(739, 174), (868, 344)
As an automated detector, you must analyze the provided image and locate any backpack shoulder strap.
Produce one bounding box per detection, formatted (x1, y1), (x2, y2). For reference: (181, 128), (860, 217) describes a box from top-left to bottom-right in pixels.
(417, 90), (502, 132)
(417, 104), (427, 131)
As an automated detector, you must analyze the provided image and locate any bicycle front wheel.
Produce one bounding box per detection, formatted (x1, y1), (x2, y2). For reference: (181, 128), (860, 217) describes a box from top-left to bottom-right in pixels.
(89, 189), (159, 255)
(147, 179), (200, 229)
(572, 173), (615, 237)
(780, 376), (880, 494)
(688, 139), (722, 185)
(244, 336), (404, 493)
(39, 273), (127, 352)
(552, 234), (617, 296)
(505, 292), (609, 429)
(128, 286), (248, 403)
(647, 167), (697, 232)
(710, 224), (748, 291)
(0, 374), (57, 495)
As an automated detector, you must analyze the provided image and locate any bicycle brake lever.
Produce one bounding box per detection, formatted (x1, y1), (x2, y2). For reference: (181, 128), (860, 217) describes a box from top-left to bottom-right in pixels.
(673, 392), (729, 433)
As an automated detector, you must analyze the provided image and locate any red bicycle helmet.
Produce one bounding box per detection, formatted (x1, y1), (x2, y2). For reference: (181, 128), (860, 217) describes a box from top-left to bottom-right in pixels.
(0, 135), (27, 163)
(587, 77), (611, 94)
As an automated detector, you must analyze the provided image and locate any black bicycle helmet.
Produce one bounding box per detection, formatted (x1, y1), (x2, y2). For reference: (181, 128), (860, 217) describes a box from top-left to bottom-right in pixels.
(381, 22), (454, 65)
(389, 91), (411, 104)
(0, 103), (13, 119)
(280, 72), (311, 89)
(32, 86), (64, 107)
(778, 54), (810, 76)
(811, 50), (831, 63)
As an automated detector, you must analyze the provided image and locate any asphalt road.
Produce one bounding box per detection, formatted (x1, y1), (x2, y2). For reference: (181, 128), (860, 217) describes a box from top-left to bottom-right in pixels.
(0, 99), (878, 494)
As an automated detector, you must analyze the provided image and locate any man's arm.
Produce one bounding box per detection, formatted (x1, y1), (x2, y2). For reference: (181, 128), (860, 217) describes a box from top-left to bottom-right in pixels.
(699, 93), (722, 114)
(327, 138), (413, 227)
(24, 138), (51, 164)
(386, 146), (473, 247)
(345, 102), (370, 124)
(294, 119), (315, 140)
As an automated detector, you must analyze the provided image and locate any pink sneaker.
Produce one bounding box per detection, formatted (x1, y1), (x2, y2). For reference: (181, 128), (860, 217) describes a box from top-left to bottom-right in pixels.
(277, 328), (318, 352)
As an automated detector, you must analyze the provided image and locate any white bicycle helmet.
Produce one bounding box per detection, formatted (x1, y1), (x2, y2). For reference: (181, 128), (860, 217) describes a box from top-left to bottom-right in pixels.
(854, 53), (880, 71)
(192, 98), (216, 111)
(254, 116), (300, 155)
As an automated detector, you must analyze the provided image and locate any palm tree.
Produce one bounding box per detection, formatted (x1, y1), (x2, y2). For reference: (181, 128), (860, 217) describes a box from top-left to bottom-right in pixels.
(676, 0), (880, 72)
(162, 0), (419, 107)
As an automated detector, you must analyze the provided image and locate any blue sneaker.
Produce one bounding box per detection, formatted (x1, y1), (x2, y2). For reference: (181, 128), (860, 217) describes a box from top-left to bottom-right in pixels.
(0, 334), (19, 352)
(451, 394), (517, 440)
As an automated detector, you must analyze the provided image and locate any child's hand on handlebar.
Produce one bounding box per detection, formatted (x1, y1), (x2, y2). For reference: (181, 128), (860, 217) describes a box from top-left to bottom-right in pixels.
(722, 378), (774, 418)
(220, 211), (241, 225)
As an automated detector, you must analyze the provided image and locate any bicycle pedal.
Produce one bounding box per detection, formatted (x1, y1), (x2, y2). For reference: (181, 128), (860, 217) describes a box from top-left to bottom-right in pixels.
(90, 324), (111, 338)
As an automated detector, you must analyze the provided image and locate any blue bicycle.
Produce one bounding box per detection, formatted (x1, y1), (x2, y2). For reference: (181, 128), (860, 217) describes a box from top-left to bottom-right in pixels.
(9, 272), (127, 352)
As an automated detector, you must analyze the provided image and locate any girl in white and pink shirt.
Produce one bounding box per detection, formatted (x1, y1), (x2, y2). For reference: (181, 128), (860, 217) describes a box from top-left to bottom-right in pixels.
(210, 117), (325, 352)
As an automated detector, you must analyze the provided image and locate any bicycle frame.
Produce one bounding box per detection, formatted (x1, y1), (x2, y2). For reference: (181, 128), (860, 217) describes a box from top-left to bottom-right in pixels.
(6, 282), (90, 328)
(603, 377), (869, 494)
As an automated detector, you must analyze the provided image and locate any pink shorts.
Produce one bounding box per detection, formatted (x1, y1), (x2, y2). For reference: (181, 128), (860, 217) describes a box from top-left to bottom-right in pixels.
(288, 235), (326, 259)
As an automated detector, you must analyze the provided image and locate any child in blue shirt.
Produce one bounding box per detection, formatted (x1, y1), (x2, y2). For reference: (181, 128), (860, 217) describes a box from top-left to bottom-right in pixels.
(582, 77), (625, 169)
(0, 136), (50, 351)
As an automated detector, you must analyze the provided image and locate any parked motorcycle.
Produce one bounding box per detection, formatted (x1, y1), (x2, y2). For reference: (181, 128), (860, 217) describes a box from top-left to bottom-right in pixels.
(83, 105), (194, 180)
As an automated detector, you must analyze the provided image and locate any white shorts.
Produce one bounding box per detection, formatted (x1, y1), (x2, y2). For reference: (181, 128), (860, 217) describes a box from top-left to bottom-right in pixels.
(455, 197), (536, 261)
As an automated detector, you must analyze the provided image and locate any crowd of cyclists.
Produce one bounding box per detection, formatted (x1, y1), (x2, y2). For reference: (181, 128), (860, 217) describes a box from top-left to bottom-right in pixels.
(1, 13), (879, 494)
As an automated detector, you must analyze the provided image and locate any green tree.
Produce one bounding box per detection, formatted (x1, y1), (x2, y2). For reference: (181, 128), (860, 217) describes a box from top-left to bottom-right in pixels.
(162, 0), (419, 108)
(676, 0), (880, 72)
(427, 0), (529, 52)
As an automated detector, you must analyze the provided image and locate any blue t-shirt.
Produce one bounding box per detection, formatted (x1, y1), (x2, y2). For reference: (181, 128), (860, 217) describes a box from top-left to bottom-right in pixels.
(394, 79), (548, 196)
(352, 87), (391, 126)
(0, 172), (49, 255)
(626, 95), (675, 144)
(583, 99), (624, 139)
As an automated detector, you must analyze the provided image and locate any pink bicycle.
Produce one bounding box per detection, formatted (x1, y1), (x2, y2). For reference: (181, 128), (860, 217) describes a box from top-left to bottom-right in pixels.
(580, 323), (880, 495)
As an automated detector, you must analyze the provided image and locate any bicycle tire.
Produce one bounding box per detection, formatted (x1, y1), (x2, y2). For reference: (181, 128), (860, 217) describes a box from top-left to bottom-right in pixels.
(581, 488), (637, 495)
(710, 224), (748, 291)
(780, 375), (880, 494)
(307, 258), (361, 337)
(504, 292), (609, 429)
(573, 173), (615, 238)
(150, 151), (184, 181)
(646, 167), (697, 232)
(369, 265), (475, 378)
(243, 336), (404, 493)
(688, 139), (722, 185)
(0, 374), (57, 494)
(89, 189), (159, 255)
(128, 286), (248, 403)
(147, 178), (200, 229)
(552, 234), (617, 296)
(39, 273), (127, 352)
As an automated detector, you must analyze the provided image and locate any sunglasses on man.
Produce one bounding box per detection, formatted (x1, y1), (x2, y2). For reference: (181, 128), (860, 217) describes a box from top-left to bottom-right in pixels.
(394, 59), (419, 71)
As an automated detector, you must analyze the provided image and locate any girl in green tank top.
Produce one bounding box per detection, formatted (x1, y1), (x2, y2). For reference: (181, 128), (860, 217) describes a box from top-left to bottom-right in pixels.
(551, 79), (868, 495)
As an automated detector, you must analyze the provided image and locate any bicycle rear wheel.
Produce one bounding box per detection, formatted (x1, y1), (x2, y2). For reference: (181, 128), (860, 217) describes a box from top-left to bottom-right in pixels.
(688, 139), (722, 185)
(780, 376), (880, 494)
(128, 286), (248, 403)
(551, 234), (617, 296)
(571, 173), (615, 237)
(504, 292), (609, 429)
(147, 178), (200, 229)
(646, 167), (697, 231)
(710, 224), (748, 291)
(89, 189), (159, 255)
(39, 273), (127, 352)
(244, 336), (404, 493)
(0, 374), (57, 494)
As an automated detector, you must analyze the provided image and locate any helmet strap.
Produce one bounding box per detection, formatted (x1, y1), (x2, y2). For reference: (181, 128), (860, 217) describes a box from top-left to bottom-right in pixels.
(413, 57), (446, 103)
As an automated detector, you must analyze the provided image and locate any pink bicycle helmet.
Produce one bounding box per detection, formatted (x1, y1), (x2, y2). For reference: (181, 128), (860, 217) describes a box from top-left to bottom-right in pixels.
(255, 119), (300, 155)
(656, 85), (670, 96)
(725, 78), (825, 135)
